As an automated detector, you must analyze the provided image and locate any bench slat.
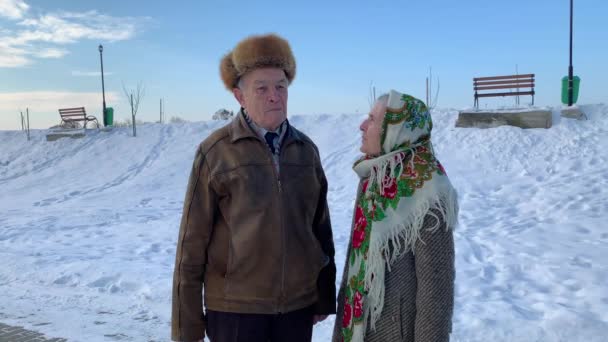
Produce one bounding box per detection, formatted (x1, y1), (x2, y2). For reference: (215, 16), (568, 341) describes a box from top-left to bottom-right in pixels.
(474, 79), (535, 86)
(59, 110), (85, 114)
(473, 74), (534, 81)
(60, 113), (86, 117)
(60, 114), (87, 118)
(60, 117), (97, 123)
(476, 91), (535, 98)
(475, 83), (534, 91)
(59, 107), (85, 111)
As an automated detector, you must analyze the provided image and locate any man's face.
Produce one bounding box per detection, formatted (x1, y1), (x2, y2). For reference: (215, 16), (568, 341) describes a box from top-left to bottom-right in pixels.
(233, 67), (288, 131)
(359, 100), (386, 156)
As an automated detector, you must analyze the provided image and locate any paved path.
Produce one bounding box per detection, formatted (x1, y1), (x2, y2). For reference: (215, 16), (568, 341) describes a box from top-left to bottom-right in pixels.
(0, 322), (66, 342)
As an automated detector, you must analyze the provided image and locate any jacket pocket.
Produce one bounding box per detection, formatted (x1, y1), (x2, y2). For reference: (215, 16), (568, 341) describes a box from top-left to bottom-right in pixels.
(282, 164), (319, 221)
(283, 225), (327, 298)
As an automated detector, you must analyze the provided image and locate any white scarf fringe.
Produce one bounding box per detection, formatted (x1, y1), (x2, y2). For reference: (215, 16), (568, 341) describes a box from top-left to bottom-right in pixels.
(365, 186), (458, 331)
(354, 149), (459, 333)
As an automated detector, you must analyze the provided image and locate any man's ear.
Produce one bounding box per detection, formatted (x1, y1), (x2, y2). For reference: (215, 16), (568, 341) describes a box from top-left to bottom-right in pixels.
(233, 87), (246, 108)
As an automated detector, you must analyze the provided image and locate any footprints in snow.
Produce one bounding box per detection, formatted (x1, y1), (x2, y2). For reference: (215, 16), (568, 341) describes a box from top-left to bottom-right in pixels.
(32, 125), (175, 206)
(569, 255), (592, 269)
(33, 191), (83, 207)
(53, 274), (80, 286)
(138, 197), (152, 207)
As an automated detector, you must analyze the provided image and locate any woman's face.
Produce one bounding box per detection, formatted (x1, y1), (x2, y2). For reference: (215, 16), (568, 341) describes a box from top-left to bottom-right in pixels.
(359, 101), (386, 156)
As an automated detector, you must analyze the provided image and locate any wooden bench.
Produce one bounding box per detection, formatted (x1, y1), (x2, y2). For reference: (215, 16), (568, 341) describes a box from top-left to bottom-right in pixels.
(473, 74), (535, 109)
(58, 107), (99, 129)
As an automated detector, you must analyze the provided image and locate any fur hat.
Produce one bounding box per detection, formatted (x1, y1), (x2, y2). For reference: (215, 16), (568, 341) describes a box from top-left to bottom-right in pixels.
(220, 33), (296, 90)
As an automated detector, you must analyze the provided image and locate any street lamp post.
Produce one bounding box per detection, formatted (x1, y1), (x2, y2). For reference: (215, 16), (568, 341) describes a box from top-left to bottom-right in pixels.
(561, 0), (585, 119)
(568, 0), (574, 106)
(99, 44), (107, 125)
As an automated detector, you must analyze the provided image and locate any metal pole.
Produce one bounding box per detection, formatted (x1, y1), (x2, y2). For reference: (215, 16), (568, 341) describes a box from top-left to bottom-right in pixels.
(426, 78), (429, 107)
(26, 108), (30, 141)
(131, 93), (136, 137)
(429, 67), (432, 107)
(568, 0), (574, 106)
(99, 45), (107, 122)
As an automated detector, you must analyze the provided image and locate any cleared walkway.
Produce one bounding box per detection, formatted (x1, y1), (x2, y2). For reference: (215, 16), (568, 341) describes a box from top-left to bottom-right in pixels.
(0, 322), (66, 342)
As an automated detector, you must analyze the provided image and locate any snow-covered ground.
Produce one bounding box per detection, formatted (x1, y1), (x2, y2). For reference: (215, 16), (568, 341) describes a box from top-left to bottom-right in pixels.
(1, 105), (607, 341)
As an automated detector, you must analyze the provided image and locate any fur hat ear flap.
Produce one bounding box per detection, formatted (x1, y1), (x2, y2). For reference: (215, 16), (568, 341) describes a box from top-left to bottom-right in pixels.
(219, 33), (296, 91)
(220, 52), (240, 90)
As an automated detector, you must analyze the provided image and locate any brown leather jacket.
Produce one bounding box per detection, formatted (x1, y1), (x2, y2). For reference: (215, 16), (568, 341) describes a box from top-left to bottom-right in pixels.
(171, 113), (336, 341)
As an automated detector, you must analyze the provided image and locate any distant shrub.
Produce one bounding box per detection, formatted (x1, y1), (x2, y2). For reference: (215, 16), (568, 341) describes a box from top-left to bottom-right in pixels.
(169, 116), (189, 124)
(212, 109), (234, 120)
(112, 119), (133, 127)
(111, 119), (146, 127)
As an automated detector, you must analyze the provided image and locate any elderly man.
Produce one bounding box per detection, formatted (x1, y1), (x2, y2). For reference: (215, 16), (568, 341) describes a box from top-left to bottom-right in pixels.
(171, 34), (336, 342)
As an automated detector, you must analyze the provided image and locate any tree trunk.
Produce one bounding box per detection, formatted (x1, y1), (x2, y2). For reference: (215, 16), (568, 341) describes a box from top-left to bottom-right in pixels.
(26, 108), (30, 141)
(131, 93), (136, 137)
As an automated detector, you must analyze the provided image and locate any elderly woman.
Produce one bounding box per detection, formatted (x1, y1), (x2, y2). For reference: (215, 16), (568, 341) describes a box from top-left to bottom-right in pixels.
(333, 90), (459, 342)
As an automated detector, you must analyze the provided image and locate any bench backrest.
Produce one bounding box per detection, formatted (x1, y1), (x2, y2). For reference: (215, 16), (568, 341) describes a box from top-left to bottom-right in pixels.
(59, 107), (87, 120)
(474, 74), (535, 93)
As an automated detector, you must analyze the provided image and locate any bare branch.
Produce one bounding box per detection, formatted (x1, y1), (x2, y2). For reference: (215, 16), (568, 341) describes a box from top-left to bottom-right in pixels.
(426, 66), (440, 110)
(133, 81), (146, 117)
(122, 81), (146, 117)
(122, 81), (130, 105)
(122, 80), (146, 137)
(430, 78), (440, 110)
(368, 81), (376, 110)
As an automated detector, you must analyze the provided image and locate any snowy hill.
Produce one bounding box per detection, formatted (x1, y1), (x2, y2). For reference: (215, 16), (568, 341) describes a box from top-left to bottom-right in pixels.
(1, 105), (607, 341)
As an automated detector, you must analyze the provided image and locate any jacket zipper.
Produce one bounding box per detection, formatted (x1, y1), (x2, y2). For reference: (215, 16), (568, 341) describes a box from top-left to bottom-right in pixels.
(258, 135), (288, 313)
(276, 142), (287, 313)
(275, 138), (299, 313)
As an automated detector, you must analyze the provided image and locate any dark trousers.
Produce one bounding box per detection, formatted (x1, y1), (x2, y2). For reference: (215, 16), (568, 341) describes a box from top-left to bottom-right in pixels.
(206, 306), (314, 342)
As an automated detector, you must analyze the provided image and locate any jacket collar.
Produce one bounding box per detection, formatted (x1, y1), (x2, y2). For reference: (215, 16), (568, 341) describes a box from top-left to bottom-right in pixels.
(230, 108), (302, 144)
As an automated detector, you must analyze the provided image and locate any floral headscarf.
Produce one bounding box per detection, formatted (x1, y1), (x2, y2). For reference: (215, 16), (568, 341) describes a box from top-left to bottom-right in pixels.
(341, 90), (458, 342)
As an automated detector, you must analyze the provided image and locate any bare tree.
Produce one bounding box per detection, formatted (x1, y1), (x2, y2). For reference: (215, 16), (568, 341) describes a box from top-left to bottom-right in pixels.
(122, 81), (146, 137)
(367, 81), (377, 109)
(426, 67), (440, 110)
(20, 109), (30, 140)
(20, 110), (25, 131)
(26, 108), (30, 141)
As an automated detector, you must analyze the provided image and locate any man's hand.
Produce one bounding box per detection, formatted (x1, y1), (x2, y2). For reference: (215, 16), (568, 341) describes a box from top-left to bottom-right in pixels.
(313, 314), (328, 325)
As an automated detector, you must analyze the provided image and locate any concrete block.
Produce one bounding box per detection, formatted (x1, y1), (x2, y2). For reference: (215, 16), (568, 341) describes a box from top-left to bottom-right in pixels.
(46, 133), (86, 142)
(560, 106), (586, 120)
(456, 110), (552, 129)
